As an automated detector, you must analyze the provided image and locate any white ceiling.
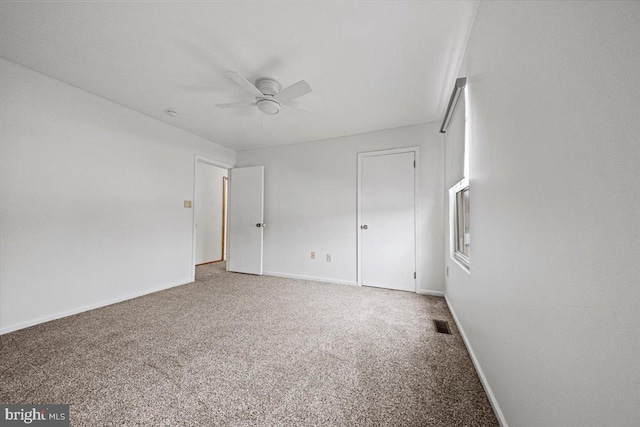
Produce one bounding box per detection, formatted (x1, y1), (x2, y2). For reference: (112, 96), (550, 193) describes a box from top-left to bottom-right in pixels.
(0, 1), (478, 151)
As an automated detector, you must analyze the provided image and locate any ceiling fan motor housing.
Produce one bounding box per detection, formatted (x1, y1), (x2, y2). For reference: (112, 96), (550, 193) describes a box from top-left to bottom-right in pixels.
(255, 78), (281, 96)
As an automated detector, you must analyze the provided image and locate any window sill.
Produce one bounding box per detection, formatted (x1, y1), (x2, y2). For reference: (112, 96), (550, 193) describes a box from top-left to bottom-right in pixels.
(452, 253), (470, 274)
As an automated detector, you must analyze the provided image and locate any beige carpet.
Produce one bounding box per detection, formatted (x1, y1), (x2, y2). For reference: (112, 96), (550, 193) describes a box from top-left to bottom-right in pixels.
(0, 262), (498, 426)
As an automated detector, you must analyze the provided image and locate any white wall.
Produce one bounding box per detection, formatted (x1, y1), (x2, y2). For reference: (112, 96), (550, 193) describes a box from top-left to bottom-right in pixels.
(236, 123), (444, 293)
(445, 2), (640, 426)
(0, 58), (235, 333)
(195, 162), (227, 264)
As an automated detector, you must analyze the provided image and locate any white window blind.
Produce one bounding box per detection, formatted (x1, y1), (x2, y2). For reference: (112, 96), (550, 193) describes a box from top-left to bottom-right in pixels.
(444, 91), (465, 189)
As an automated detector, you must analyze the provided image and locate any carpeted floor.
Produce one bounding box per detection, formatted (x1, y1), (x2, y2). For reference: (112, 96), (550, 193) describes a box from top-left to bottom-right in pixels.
(0, 262), (498, 426)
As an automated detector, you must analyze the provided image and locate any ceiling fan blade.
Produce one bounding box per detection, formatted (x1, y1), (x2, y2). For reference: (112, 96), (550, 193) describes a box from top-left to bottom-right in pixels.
(275, 80), (312, 103)
(215, 102), (256, 108)
(225, 71), (264, 98)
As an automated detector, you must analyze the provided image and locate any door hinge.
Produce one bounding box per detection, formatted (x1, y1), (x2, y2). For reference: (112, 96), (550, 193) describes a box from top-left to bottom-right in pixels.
(414, 272), (416, 279)
(413, 160), (416, 168)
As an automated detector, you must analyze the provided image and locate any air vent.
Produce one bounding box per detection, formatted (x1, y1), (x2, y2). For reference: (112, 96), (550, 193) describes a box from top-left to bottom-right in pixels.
(433, 319), (451, 334)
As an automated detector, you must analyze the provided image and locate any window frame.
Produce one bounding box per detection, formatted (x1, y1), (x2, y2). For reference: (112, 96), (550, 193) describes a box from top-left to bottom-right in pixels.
(449, 177), (470, 272)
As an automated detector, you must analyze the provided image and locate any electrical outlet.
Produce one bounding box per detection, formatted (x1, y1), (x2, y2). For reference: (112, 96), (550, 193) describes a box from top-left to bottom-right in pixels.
(184, 200), (192, 208)
(326, 254), (332, 262)
(311, 251), (315, 260)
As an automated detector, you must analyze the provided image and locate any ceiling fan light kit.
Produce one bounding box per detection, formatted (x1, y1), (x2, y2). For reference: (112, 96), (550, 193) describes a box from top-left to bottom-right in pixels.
(256, 98), (281, 115)
(216, 71), (311, 116)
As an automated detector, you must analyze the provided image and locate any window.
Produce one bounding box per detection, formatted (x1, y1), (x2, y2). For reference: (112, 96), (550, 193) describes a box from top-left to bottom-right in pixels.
(444, 81), (470, 271)
(450, 178), (470, 269)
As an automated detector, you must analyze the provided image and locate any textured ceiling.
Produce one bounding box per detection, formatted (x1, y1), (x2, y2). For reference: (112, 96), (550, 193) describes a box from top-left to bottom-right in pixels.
(0, 1), (478, 151)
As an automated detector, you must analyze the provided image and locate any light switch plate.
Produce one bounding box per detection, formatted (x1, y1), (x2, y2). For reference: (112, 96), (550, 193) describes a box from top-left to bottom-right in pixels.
(184, 200), (192, 208)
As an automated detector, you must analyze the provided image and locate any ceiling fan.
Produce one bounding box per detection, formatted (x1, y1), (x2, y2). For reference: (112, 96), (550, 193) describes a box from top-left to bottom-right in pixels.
(216, 71), (311, 115)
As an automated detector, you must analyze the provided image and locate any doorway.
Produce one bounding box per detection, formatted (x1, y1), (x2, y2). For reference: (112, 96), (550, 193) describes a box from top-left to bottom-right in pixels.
(194, 160), (229, 266)
(357, 147), (418, 292)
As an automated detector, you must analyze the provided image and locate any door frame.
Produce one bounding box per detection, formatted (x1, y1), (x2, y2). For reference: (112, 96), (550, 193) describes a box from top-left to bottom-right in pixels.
(191, 155), (233, 282)
(221, 176), (228, 261)
(356, 146), (420, 290)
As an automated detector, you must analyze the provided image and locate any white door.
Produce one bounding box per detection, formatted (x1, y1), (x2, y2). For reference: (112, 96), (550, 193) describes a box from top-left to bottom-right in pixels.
(359, 150), (416, 292)
(227, 166), (264, 275)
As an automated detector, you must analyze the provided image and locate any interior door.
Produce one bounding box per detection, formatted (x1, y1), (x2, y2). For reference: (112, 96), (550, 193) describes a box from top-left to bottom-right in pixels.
(359, 151), (416, 292)
(227, 166), (264, 274)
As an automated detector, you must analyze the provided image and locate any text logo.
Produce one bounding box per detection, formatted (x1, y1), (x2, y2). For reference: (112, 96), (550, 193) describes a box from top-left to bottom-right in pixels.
(0, 405), (69, 426)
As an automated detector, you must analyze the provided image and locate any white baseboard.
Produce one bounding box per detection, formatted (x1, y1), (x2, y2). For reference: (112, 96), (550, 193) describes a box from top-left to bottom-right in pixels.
(444, 294), (508, 427)
(417, 289), (445, 297)
(0, 279), (191, 335)
(263, 271), (444, 296)
(262, 271), (358, 286)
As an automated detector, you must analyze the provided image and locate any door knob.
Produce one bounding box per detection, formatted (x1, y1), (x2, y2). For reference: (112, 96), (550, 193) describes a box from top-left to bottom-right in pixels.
(256, 223), (266, 228)
(360, 224), (368, 229)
